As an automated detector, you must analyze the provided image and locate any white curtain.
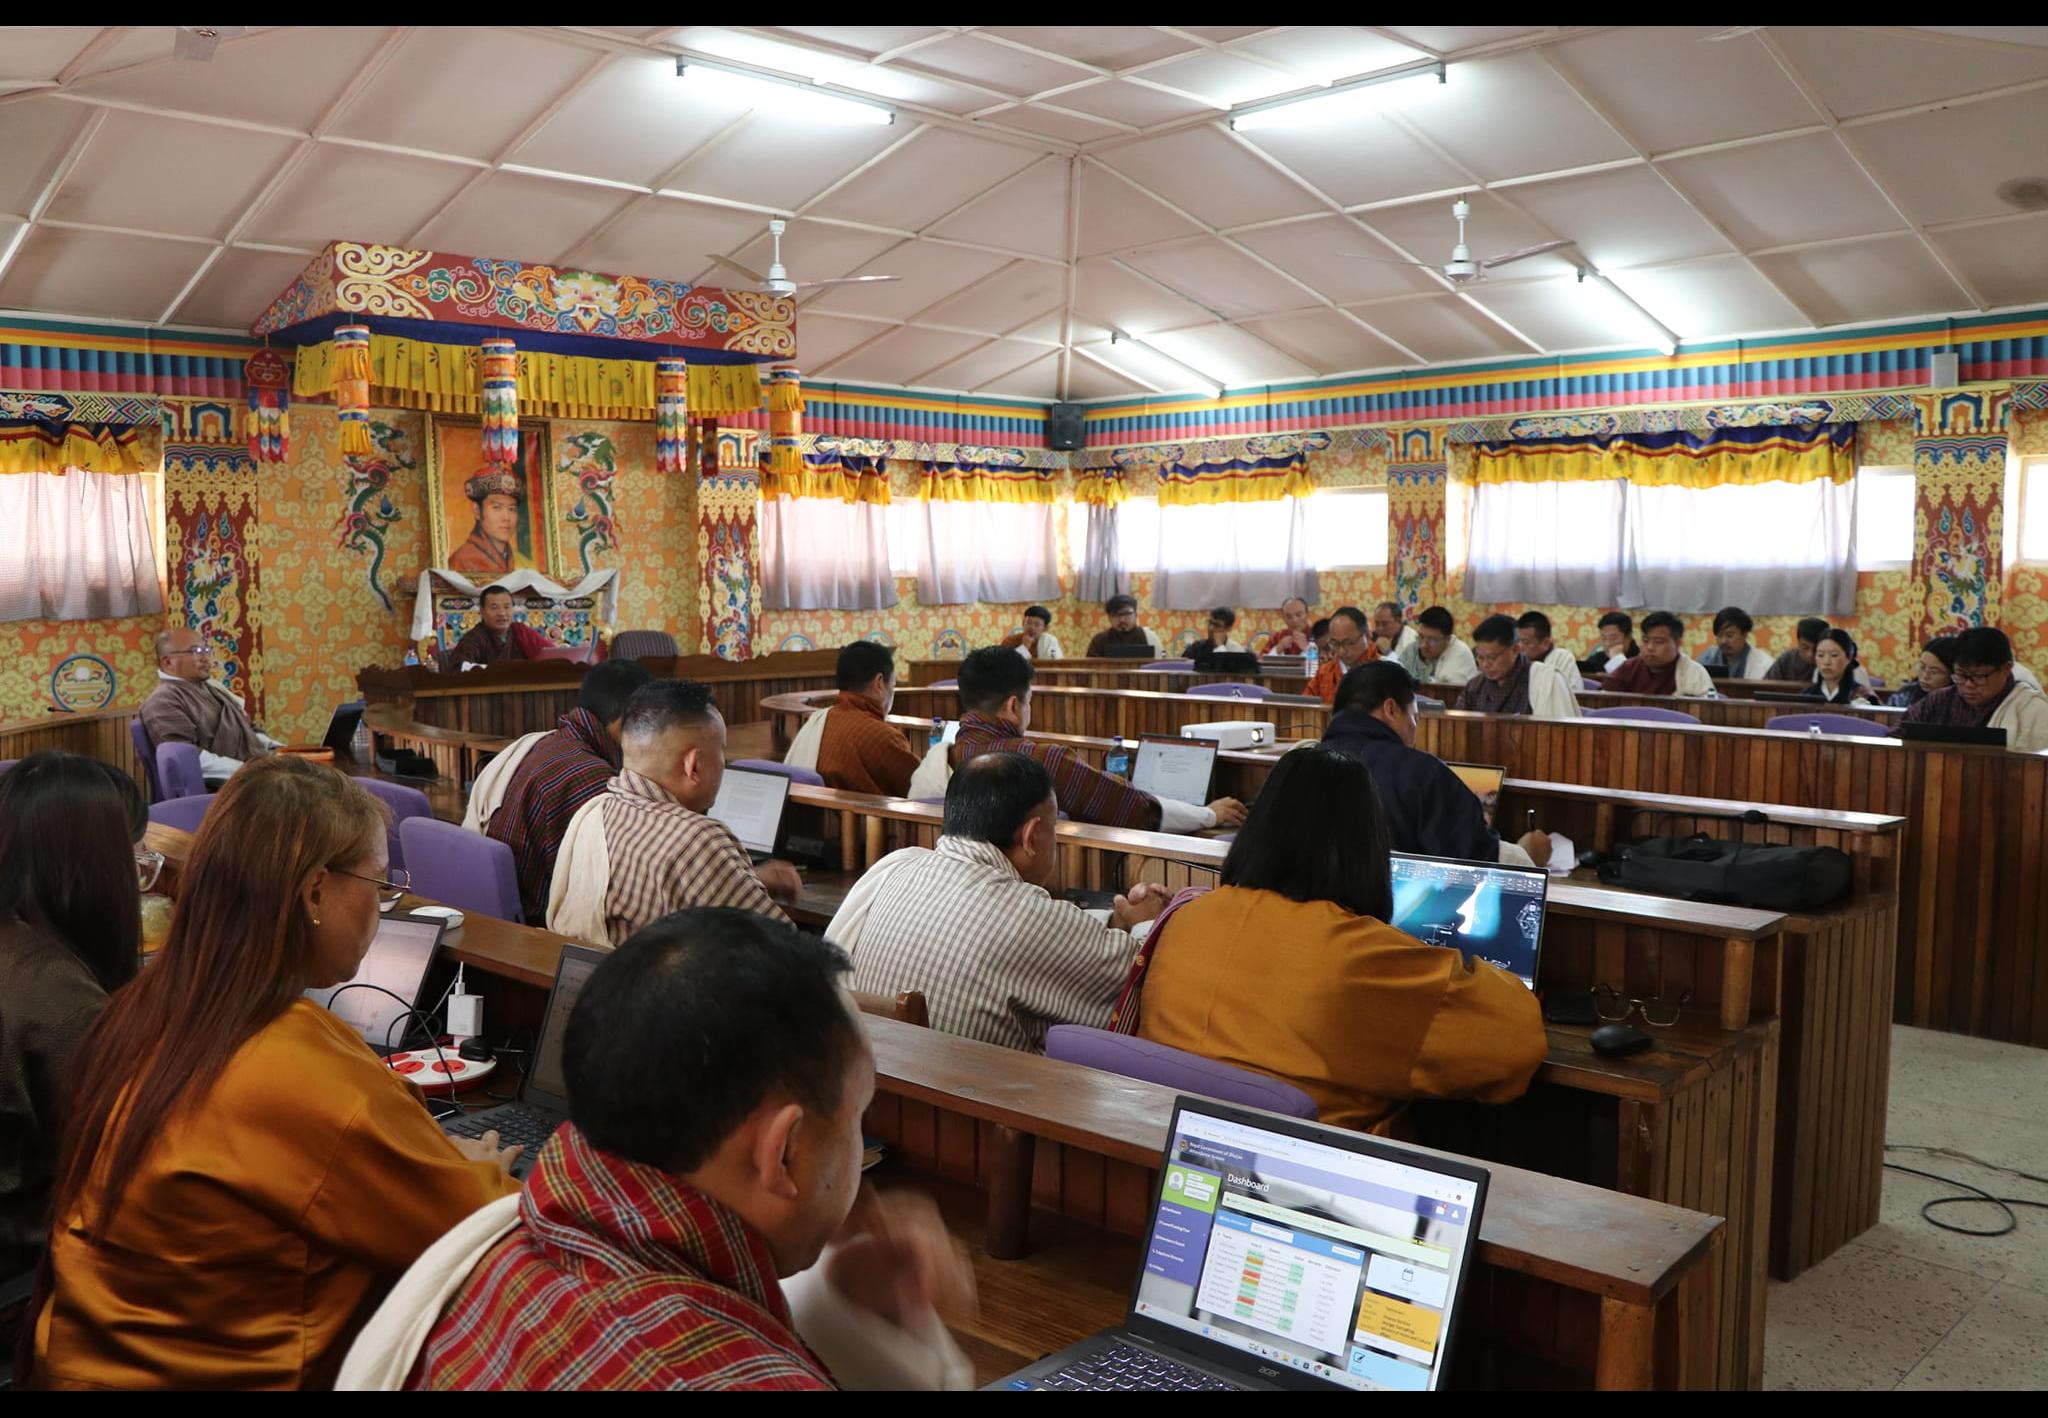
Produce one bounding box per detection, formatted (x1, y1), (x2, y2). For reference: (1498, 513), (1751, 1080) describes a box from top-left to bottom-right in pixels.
(758, 495), (897, 610)
(1465, 480), (1630, 606)
(1151, 496), (1320, 610)
(1075, 500), (1125, 603)
(912, 499), (1061, 605)
(0, 469), (164, 622)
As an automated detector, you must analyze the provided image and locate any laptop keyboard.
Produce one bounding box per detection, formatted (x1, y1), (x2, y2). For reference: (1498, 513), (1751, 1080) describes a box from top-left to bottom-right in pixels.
(1035, 1342), (1247, 1391)
(445, 1105), (560, 1160)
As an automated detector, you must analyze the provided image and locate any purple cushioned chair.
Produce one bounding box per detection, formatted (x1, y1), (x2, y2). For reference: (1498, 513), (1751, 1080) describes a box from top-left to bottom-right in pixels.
(1043, 1025), (1318, 1119)
(730, 757), (825, 787)
(927, 679), (958, 690)
(1186, 682), (1272, 700)
(352, 777), (432, 872)
(131, 718), (163, 803)
(1765, 712), (1890, 738)
(400, 817), (522, 922)
(1141, 659), (1194, 671)
(1585, 705), (1697, 725)
(156, 743), (207, 800)
(0, 759), (15, 777)
(147, 793), (215, 834)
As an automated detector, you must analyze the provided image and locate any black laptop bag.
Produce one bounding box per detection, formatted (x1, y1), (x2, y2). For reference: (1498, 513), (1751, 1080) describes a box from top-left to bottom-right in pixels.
(1599, 834), (1852, 912)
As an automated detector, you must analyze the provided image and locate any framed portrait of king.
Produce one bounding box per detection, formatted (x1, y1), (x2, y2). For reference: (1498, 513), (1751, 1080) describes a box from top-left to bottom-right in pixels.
(425, 415), (558, 578)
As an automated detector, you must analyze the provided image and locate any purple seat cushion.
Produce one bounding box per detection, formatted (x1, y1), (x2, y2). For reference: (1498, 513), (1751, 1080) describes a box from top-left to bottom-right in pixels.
(1044, 1025), (1317, 1118)
(1187, 682), (1271, 699)
(1764, 713), (1889, 738)
(147, 794), (215, 834)
(730, 758), (825, 787)
(1585, 705), (1696, 724)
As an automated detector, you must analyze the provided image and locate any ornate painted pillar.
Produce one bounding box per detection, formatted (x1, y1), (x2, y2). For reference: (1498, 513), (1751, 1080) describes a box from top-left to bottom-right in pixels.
(163, 398), (265, 719)
(1912, 390), (2011, 641)
(694, 416), (761, 660)
(1386, 423), (1448, 612)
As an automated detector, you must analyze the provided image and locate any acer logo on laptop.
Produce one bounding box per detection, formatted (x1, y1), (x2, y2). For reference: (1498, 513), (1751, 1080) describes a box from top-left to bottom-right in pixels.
(1256, 1365), (1280, 1378)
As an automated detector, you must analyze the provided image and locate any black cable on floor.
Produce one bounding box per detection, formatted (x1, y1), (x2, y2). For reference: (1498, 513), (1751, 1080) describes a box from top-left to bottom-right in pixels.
(1883, 1144), (2048, 1238)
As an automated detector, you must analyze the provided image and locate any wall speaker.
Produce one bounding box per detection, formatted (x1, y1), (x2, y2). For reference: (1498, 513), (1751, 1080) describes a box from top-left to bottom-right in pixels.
(1930, 351), (1960, 388)
(1048, 402), (1085, 451)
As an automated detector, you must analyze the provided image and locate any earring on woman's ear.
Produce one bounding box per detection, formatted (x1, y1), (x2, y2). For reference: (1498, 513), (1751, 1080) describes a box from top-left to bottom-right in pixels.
(311, 917), (322, 927)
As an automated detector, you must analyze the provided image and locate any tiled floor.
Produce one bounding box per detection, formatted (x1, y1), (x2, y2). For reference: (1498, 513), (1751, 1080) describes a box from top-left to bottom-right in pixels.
(1763, 1024), (2048, 1390)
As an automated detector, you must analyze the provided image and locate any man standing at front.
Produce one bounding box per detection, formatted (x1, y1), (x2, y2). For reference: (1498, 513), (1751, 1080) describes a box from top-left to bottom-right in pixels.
(139, 628), (276, 782)
(1307, 605), (1378, 704)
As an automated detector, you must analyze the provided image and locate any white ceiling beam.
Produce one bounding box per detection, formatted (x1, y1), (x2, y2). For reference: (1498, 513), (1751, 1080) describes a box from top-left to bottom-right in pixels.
(1846, 25), (2048, 57)
(903, 301), (1068, 386)
(968, 346), (1060, 394)
(1057, 156), (1082, 401)
(808, 259), (1029, 378)
(1839, 73), (2048, 129)
(1357, 26), (1443, 60)
(795, 307), (1066, 347)
(0, 106), (108, 286)
(1071, 341), (1166, 395)
(0, 24), (274, 108)
(1107, 256), (1316, 377)
(53, 26), (131, 85)
(562, 109), (769, 271)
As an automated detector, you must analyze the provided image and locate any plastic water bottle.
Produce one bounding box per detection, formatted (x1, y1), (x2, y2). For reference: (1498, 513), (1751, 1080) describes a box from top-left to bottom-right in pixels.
(1106, 737), (1133, 778)
(1809, 722), (1822, 740)
(1303, 639), (1319, 682)
(403, 646), (419, 668)
(928, 716), (946, 752)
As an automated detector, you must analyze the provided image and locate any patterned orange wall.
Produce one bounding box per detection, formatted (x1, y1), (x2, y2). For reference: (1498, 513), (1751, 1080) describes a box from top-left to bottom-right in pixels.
(547, 420), (699, 655)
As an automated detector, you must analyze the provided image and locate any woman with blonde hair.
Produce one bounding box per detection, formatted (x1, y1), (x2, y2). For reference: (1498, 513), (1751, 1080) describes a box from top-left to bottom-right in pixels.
(29, 756), (517, 1390)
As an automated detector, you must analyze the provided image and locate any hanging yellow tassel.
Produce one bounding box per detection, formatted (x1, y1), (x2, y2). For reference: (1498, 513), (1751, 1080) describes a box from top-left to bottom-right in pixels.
(655, 357), (687, 475)
(333, 325), (373, 457)
(478, 337), (519, 465)
(767, 365), (802, 479)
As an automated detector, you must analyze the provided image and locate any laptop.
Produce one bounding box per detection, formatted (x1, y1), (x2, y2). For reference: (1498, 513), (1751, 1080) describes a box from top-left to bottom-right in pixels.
(992, 1097), (1489, 1391)
(321, 699), (366, 756)
(1102, 642), (1159, 659)
(1899, 722), (2008, 748)
(1388, 852), (1550, 992)
(307, 911), (446, 1055)
(1130, 733), (1219, 806)
(1442, 761), (1505, 827)
(443, 942), (606, 1178)
(1702, 661), (1731, 680)
(707, 766), (793, 864)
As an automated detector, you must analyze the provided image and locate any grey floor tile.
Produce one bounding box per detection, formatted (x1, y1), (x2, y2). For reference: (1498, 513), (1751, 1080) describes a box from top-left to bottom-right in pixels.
(1895, 1281), (2048, 1390)
(1763, 1239), (1994, 1390)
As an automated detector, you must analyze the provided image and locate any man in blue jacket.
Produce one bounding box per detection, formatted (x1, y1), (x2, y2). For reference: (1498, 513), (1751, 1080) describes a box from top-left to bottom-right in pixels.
(1320, 661), (1553, 868)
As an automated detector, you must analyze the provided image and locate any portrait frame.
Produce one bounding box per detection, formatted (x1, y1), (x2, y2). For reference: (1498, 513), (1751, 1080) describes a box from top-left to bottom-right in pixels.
(424, 414), (558, 578)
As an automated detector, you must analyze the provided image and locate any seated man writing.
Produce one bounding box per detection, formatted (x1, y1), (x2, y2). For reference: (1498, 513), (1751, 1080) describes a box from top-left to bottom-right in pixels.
(1602, 610), (1714, 697)
(1084, 593), (1162, 657)
(1307, 605), (1377, 704)
(1320, 661), (1553, 869)
(139, 628), (276, 782)
(1513, 610), (1584, 691)
(1396, 606), (1477, 684)
(828, 752), (1165, 1053)
(1465, 614), (1581, 719)
(1266, 596), (1315, 656)
(948, 647), (1244, 833)
(783, 642), (922, 798)
(548, 681), (801, 945)
(356, 908), (974, 1390)
(440, 585), (563, 671)
(1900, 625), (2048, 750)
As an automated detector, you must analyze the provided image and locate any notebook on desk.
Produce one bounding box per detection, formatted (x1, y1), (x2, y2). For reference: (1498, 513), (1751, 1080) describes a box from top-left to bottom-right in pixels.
(991, 1098), (1488, 1391)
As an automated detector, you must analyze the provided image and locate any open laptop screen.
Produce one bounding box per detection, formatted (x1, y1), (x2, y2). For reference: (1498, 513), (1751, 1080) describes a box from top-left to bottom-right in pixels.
(524, 942), (607, 1113)
(1130, 734), (1218, 806)
(707, 767), (792, 856)
(1130, 1102), (1486, 1391)
(307, 913), (443, 1048)
(1388, 853), (1548, 991)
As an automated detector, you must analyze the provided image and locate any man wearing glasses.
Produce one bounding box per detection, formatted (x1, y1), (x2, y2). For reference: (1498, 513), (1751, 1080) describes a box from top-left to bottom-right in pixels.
(1899, 626), (2048, 750)
(138, 628), (277, 785)
(1307, 605), (1379, 704)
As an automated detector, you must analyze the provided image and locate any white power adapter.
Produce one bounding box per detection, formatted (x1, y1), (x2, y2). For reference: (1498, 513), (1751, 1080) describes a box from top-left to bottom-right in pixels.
(445, 963), (484, 1041)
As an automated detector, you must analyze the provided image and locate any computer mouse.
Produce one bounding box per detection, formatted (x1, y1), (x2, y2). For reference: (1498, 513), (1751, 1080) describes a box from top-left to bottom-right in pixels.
(1590, 1023), (1655, 1057)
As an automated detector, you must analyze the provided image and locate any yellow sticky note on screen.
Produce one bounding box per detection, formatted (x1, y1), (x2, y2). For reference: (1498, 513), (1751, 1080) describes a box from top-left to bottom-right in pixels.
(1355, 1291), (1443, 1352)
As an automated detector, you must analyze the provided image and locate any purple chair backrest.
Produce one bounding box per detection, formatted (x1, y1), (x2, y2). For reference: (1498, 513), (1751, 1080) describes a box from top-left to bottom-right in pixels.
(0, 759), (15, 777)
(1186, 682), (1271, 700)
(1585, 705), (1697, 725)
(729, 758), (825, 787)
(1765, 713), (1890, 738)
(147, 793), (215, 834)
(927, 679), (958, 690)
(400, 817), (522, 922)
(131, 719), (163, 803)
(156, 743), (207, 800)
(1043, 1025), (1318, 1119)
(1142, 660), (1194, 671)
(351, 776), (433, 871)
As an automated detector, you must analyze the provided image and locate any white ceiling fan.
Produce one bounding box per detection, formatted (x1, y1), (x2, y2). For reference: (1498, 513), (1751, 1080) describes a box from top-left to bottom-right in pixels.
(704, 219), (902, 296)
(172, 26), (247, 61)
(1337, 198), (1574, 284)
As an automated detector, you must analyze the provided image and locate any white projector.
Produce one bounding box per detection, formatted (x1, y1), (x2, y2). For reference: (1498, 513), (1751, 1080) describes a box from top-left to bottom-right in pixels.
(1182, 720), (1276, 751)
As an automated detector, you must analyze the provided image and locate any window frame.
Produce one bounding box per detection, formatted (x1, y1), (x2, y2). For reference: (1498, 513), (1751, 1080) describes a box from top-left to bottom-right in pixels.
(1307, 484), (1390, 572)
(1853, 464), (1915, 572)
(2013, 456), (2048, 569)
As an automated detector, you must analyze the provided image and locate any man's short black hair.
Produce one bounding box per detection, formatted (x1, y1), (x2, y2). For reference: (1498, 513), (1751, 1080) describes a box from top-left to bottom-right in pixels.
(943, 750), (1054, 844)
(1416, 605), (1455, 636)
(479, 584), (513, 605)
(1598, 611), (1633, 635)
(564, 908), (862, 1174)
(621, 678), (719, 740)
(1953, 626), (2014, 670)
(577, 658), (655, 724)
(1641, 610), (1685, 640)
(1516, 610), (1553, 639)
(1472, 613), (1517, 648)
(1712, 606), (1754, 635)
(1105, 593), (1137, 615)
(1209, 606), (1236, 629)
(1375, 601), (1403, 618)
(1310, 617), (1331, 639)
(957, 644), (1033, 713)
(1025, 605), (1053, 624)
(1334, 659), (1416, 716)
(836, 640), (896, 692)
(1796, 616), (1830, 645)
(1329, 605), (1368, 634)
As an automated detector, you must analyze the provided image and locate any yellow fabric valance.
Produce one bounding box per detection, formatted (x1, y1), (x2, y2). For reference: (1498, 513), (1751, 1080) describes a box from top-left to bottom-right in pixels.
(294, 334), (656, 418)
(1074, 470), (1127, 507)
(689, 363), (764, 416)
(762, 461), (890, 505)
(0, 423), (147, 475)
(919, 464), (1060, 505)
(1156, 459), (1316, 506)
(1469, 424), (1857, 489)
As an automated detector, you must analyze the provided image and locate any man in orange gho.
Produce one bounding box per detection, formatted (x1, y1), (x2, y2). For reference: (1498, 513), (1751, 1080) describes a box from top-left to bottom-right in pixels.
(1266, 596), (1315, 656)
(1307, 605), (1378, 704)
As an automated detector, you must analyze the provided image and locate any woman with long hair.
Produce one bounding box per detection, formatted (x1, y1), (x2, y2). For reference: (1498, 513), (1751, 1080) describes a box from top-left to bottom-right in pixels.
(1126, 746), (1546, 1133)
(1801, 627), (1878, 705)
(31, 756), (517, 1390)
(0, 752), (149, 1275)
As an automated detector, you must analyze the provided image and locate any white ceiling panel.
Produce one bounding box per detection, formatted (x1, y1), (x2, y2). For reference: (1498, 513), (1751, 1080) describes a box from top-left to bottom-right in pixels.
(981, 27), (1194, 71)
(767, 27), (950, 58)
(1064, 353), (1154, 398)
(1234, 216), (1445, 302)
(827, 325), (987, 384)
(1232, 112), (1470, 208)
(1232, 28), (1433, 81)
(805, 129), (1044, 231)
(1073, 259), (1216, 333)
(0, 27), (103, 82)
(1377, 27), (1557, 56)
(1548, 29), (1822, 153)
(1075, 162), (1204, 257)
(1144, 323), (1315, 384)
(913, 336), (1062, 391)
(1050, 78), (1215, 127)
(1927, 217), (2048, 309)
(1767, 26), (2048, 120)
(50, 26), (184, 79)
(1661, 131), (1906, 249)
(412, 171), (633, 264)
(1601, 257), (1809, 340)
(0, 99), (96, 215)
(1175, 28), (1274, 45)
(895, 34), (1099, 99)
(508, 54), (753, 188)
(799, 241), (1010, 318)
(1338, 295), (1530, 364)
(1128, 50), (1300, 107)
(0, 224), (207, 320)
(169, 245), (322, 329)
(782, 312), (883, 372)
(1399, 52), (1635, 181)
(662, 110), (909, 211)
(1119, 240), (1322, 320)
(241, 144), (483, 250)
(925, 156), (1071, 259)
(1097, 126), (1323, 228)
(328, 27), (589, 160)
(918, 259), (1069, 333)
(1240, 310), (1416, 374)
(978, 105), (1128, 143)
(45, 109), (298, 240)
(979, 349), (1064, 395)
(576, 200), (793, 283)
(1502, 164), (1732, 270)
(1464, 276), (1660, 352)
(1851, 92), (2048, 226)
(72, 26), (399, 131)
(1752, 232), (1974, 326)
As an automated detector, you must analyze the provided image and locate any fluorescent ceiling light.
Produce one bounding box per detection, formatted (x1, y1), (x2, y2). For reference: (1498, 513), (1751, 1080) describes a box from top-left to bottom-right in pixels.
(1229, 61), (1446, 133)
(1099, 333), (1225, 401)
(676, 55), (894, 126)
(1577, 268), (1680, 358)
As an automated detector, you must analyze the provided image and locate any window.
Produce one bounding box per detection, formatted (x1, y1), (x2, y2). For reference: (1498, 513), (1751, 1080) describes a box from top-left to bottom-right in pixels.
(1307, 486), (1389, 570)
(885, 499), (921, 578)
(1855, 466), (1914, 570)
(0, 468), (166, 623)
(1063, 495), (1161, 575)
(2013, 457), (2048, 566)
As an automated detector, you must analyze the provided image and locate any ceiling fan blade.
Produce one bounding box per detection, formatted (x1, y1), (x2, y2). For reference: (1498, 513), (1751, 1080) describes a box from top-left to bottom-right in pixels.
(704, 254), (768, 284)
(1335, 251), (1435, 268)
(1702, 25), (1765, 41)
(1479, 239), (1576, 269)
(791, 275), (904, 289)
